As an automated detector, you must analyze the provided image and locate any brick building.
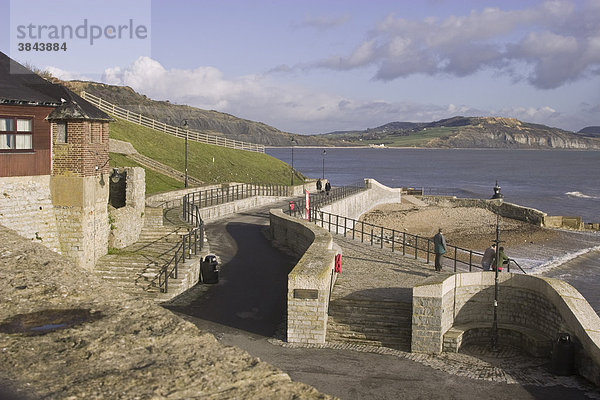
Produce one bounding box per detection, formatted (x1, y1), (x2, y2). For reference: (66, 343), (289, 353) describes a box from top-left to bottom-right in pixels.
(0, 51), (114, 269)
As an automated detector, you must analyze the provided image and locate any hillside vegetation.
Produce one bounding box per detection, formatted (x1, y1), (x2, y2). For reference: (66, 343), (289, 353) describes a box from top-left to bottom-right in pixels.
(109, 118), (304, 194)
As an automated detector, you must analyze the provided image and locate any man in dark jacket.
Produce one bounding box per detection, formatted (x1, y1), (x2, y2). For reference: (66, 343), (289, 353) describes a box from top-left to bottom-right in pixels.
(433, 228), (446, 271)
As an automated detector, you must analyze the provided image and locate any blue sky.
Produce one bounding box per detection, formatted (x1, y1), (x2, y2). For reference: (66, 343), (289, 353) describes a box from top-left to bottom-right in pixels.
(2, 0), (599, 134)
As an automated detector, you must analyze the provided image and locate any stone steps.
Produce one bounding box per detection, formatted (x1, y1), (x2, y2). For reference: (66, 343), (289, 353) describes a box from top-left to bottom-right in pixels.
(129, 153), (204, 187)
(326, 298), (412, 351)
(95, 223), (190, 300)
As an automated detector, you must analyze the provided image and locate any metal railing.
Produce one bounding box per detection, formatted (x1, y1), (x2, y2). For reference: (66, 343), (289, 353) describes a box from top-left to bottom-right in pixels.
(182, 183), (289, 219)
(288, 206), (524, 274)
(81, 91), (265, 153)
(292, 182), (366, 213)
(157, 198), (204, 293)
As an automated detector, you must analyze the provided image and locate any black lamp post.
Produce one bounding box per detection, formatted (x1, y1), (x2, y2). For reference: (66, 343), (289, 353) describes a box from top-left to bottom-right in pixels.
(491, 182), (504, 349)
(183, 119), (188, 188)
(290, 137), (296, 186)
(322, 149), (326, 179)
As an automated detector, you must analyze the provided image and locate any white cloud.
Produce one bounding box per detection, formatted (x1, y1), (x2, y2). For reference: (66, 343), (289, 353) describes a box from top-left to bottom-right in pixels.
(44, 66), (90, 81)
(306, 1), (600, 89)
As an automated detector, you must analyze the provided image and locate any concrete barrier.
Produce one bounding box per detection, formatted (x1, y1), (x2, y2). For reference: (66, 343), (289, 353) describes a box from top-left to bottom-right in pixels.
(412, 272), (600, 385)
(270, 209), (337, 344)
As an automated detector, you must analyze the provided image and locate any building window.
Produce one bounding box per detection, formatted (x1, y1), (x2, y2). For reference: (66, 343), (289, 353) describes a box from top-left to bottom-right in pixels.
(56, 122), (67, 143)
(0, 117), (33, 151)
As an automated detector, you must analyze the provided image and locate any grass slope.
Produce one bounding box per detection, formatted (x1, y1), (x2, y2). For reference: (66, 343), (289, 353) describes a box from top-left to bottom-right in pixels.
(109, 118), (304, 191)
(108, 153), (184, 195)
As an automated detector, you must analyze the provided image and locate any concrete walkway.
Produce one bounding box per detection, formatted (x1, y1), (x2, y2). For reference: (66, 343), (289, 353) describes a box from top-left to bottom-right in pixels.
(164, 202), (600, 399)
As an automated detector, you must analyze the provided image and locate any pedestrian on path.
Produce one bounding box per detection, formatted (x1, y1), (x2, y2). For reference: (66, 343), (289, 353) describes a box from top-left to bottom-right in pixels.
(494, 246), (509, 271)
(325, 181), (331, 195)
(316, 178), (322, 192)
(481, 244), (496, 271)
(433, 228), (446, 271)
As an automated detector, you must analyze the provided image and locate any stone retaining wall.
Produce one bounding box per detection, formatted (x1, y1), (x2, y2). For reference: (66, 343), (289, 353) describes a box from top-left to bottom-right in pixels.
(269, 209), (337, 344)
(412, 272), (600, 385)
(0, 175), (61, 252)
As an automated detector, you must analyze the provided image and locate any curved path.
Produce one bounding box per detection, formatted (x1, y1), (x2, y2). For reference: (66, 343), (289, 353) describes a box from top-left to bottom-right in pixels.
(164, 201), (599, 400)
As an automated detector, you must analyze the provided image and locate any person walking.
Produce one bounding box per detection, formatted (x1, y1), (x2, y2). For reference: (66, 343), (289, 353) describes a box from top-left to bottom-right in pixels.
(433, 228), (446, 272)
(325, 181), (331, 196)
(316, 178), (322, 192)
(481, 244), (496, 271)
(494, 246), (509, 271)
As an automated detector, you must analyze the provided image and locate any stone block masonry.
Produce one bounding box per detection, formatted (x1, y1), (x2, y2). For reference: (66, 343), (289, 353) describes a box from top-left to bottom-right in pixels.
(270, 209), (338, 344)
(0, 175), (61, 252)
(412, 272), (600, 386)
(108, 167), (146, 249)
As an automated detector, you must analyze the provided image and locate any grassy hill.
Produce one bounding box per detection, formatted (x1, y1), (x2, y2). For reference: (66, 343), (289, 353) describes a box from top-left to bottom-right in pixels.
(109, 118), (304, 194)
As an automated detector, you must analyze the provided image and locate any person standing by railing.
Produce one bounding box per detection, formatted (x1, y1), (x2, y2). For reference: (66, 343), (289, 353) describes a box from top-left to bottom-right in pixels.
(481, 244), (496, 271)
(433, 228), (446, 271)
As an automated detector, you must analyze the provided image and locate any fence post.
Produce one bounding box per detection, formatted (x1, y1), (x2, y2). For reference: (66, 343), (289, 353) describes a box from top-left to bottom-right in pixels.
(403, 232), (406, 255)
(391, 229), (395, 252)
(415, 236), (418, 259)
(370, 227), (373, 246)
(469, 250), (473, 272)
(454, 248), (458, 272)
(426, 240), (430, 264)
(380, 227), (384, 249)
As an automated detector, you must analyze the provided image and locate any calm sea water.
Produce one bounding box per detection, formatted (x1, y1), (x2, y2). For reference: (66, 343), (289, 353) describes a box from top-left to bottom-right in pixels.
(267, 147), (600, 223)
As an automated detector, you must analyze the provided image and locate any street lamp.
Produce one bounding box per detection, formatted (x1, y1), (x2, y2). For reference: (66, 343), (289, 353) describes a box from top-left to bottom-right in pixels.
(491, 181), (504, 349)
(322, 149), (326, 179)
(183, 119), (188, 188)
(290, 137), (296, 186)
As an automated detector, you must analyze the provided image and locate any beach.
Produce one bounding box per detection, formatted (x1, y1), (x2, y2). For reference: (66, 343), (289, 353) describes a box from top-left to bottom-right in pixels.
(360, 199), (600, 273)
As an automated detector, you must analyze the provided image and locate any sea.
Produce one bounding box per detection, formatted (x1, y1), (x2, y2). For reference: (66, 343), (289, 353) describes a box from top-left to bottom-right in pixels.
(267, 147), (600, 313)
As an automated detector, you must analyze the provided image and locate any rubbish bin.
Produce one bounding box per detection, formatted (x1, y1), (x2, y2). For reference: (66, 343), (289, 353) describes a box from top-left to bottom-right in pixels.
(551, 332), (575, 375)
(201, 255), (219, 284)
(288, 201), (295, 212)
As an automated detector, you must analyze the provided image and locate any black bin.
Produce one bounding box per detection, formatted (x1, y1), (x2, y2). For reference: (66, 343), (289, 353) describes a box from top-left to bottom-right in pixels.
(551, 333), (575, 376)
(201, 255), (219, 284)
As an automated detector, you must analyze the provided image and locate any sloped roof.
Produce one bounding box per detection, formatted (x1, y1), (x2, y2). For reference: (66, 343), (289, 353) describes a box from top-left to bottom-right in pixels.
(0, 51), (112, 121)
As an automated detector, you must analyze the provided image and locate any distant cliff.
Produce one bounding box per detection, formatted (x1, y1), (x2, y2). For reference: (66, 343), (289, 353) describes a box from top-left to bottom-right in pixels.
(321, 116), (600, 149)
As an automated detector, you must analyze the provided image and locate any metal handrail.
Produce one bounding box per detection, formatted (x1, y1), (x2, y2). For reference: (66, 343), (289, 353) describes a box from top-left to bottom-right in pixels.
(157, 202), (204, 293)
(288, 205), (527, 273)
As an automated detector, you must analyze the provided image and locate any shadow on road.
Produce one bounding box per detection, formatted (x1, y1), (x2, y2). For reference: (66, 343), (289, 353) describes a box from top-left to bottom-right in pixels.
(166, 221), (296, 337)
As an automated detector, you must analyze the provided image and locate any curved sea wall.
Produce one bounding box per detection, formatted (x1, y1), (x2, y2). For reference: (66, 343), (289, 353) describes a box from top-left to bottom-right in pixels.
(412, 272), (600, 385)
(319, 178), (402, 221)
(269, 208), (337, 344)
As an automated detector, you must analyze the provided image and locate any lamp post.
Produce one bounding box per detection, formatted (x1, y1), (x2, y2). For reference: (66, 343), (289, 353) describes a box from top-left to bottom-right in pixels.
(183, 119), (188, 188)
(491, 181), (504, 349)
(322, 149), (326, 179)
(290, 137), (296, 186)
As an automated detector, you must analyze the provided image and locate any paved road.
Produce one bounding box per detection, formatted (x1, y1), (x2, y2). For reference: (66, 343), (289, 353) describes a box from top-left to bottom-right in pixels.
(164, 202), (600, 400)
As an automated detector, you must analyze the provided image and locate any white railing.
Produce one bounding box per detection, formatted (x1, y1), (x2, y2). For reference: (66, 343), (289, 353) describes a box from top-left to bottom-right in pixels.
(81, 91), (265, 153)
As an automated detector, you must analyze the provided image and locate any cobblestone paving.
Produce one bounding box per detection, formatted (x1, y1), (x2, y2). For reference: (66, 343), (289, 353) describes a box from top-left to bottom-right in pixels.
(310, 234), (600, 396)
(267, 339), (600, 397)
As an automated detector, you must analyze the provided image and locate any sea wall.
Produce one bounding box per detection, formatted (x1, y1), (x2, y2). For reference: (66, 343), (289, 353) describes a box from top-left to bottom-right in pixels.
(319, 179), (402, 229)
(412, 272), (600, 385)
(421, 196), (547, 226)
(269, 208), (337, 344)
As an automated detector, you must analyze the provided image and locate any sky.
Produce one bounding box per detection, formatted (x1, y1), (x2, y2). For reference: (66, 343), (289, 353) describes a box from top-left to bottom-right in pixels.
(2, 0), (600, 134)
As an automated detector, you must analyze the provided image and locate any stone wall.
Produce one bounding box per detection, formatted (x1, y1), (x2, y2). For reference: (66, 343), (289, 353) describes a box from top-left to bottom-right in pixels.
(544, 215), (585, 230)
(51, 175), (109, 270)
(412, 272), (600, 385)
(0, 175), (61, 252)
(270, 209), (337, 344)
(318, 179), (402, 233)
(108, 167), (146, 249)
(421, 196), (547, 226)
